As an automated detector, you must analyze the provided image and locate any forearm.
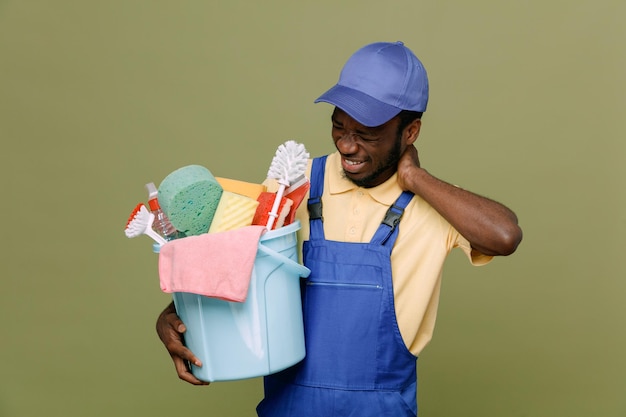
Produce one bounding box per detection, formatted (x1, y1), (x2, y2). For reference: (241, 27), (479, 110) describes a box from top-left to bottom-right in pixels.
(404, 167), (522, 256)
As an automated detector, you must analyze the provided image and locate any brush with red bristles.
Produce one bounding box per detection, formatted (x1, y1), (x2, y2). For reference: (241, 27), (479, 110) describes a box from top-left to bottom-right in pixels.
(124, 203), (168, 246)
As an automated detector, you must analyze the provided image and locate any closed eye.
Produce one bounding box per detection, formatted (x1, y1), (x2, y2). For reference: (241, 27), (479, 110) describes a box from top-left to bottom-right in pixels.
(357, 134), (379, 142)
(332, 123), (379, 142)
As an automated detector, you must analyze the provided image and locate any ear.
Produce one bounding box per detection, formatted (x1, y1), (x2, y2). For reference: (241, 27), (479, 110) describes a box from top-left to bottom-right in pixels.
(404, 119), (421, 146)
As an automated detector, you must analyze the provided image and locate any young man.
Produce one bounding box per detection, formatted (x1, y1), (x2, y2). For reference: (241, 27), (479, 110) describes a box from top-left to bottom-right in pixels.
(156, 41), (522, 416)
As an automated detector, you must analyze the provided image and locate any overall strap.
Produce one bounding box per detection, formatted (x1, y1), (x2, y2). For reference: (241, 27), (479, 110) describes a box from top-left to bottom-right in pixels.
(307, 155), (328, 239)
(370, 191), (414, 247)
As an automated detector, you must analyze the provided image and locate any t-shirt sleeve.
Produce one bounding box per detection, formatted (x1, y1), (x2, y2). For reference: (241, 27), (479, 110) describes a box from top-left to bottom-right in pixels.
(455, 232), (493, 266)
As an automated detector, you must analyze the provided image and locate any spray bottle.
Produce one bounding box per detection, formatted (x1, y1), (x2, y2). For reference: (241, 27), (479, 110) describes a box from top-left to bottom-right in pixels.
(145, 182), (183, 241)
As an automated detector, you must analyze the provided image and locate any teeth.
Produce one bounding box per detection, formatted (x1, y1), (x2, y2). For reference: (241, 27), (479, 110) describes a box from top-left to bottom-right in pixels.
(346, 160), (361, 165)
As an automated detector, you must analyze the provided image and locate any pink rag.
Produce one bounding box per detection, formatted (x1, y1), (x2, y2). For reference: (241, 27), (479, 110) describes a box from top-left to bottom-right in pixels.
(158, 225), (266, 302)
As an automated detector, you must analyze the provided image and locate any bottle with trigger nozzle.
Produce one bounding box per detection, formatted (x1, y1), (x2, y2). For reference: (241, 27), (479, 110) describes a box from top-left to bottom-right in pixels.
(145, 182), (184, 241)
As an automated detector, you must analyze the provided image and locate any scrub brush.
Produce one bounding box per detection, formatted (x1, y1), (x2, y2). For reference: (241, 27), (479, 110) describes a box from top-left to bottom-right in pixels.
(265, 140), (309, 230)
(125, 203), (168, 246)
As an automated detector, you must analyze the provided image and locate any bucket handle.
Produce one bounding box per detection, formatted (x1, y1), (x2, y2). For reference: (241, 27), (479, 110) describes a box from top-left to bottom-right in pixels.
(256, 243), (311, 278)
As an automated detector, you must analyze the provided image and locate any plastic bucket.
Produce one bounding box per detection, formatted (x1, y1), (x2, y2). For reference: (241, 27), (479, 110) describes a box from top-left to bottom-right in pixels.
(171, 221), (309, 382)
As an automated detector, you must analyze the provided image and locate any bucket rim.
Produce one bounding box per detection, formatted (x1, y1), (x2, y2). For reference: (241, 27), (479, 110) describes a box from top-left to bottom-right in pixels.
(260, 220), (301, 242)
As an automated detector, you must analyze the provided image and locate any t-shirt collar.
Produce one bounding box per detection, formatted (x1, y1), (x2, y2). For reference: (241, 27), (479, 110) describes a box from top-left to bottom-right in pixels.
(327, 152), (401, 206)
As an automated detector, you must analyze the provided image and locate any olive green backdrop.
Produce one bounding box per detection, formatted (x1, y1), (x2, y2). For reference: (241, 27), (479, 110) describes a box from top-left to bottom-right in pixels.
(1, 1), (624, 416)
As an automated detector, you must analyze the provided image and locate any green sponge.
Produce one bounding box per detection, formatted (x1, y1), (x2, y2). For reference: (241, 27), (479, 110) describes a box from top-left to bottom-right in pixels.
(158, 165), (223, 236)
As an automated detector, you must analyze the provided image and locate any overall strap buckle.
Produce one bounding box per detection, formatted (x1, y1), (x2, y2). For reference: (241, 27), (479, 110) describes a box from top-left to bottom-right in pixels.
(382, 204), (404, 230)
(307, 197), (323, 221)
(374, 191), (414, 246)
(379, 205), (404, 245)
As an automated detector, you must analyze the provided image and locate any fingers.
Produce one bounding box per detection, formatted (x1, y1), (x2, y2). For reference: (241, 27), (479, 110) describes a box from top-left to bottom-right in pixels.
(397, 145), (421, 191)
(164, 332), (201, 368)
(156, 305), (210, 386)
(166, 311), (186, 334)
(168, 337), (210, 386)
(172, 355), (210, 386)
(401, 144), (420, 167)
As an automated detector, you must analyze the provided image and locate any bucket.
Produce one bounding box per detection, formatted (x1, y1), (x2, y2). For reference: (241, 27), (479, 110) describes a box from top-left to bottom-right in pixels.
(171, 221), (309, 382)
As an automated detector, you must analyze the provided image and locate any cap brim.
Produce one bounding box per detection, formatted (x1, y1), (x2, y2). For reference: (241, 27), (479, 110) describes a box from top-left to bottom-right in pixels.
(314, 84), (401, 127)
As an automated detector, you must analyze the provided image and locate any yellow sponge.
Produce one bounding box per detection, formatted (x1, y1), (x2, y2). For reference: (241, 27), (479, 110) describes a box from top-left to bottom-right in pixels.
(216, 177), (267, 200)
(208, 191), (260, 234)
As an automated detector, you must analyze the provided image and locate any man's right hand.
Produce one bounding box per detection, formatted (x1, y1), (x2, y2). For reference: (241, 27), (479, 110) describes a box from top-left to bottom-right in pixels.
(156, 302), (210, 385)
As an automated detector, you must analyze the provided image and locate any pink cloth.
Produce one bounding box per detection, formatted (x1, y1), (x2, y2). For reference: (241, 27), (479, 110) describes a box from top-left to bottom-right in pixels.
(158, 225), (266, 302)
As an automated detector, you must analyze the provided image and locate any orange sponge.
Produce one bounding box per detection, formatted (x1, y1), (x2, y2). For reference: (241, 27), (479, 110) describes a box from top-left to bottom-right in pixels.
(252, 192), (293, 230)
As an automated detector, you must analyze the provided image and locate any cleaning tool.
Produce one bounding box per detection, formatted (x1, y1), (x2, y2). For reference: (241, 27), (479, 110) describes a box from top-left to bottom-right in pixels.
(216, 177), (267, 200)
(158, 225), (267, 302)
(157, 165), (223, 236)
(167, 220), (309, 382)
(125, 203), (168, 246)
(207, 191), (260, 234)
(283, 174), (310, 226)
(145, 182), (183, 241)
(252, 192), (293, 230)
(264, 140), (309, 230)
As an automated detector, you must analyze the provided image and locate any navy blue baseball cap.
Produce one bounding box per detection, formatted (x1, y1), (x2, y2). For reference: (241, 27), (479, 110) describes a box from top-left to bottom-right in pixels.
(315, 41), (429, 127)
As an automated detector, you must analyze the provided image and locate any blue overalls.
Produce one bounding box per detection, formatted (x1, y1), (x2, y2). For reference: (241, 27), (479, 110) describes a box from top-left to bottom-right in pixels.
(257, 156), (418, 417)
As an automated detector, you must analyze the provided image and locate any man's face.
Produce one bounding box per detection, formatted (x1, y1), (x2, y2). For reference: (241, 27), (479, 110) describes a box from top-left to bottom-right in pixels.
(331, 108), (405, 188)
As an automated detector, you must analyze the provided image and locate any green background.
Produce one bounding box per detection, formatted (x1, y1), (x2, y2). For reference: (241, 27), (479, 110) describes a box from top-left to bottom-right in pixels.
(1, 1), (624, 416)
